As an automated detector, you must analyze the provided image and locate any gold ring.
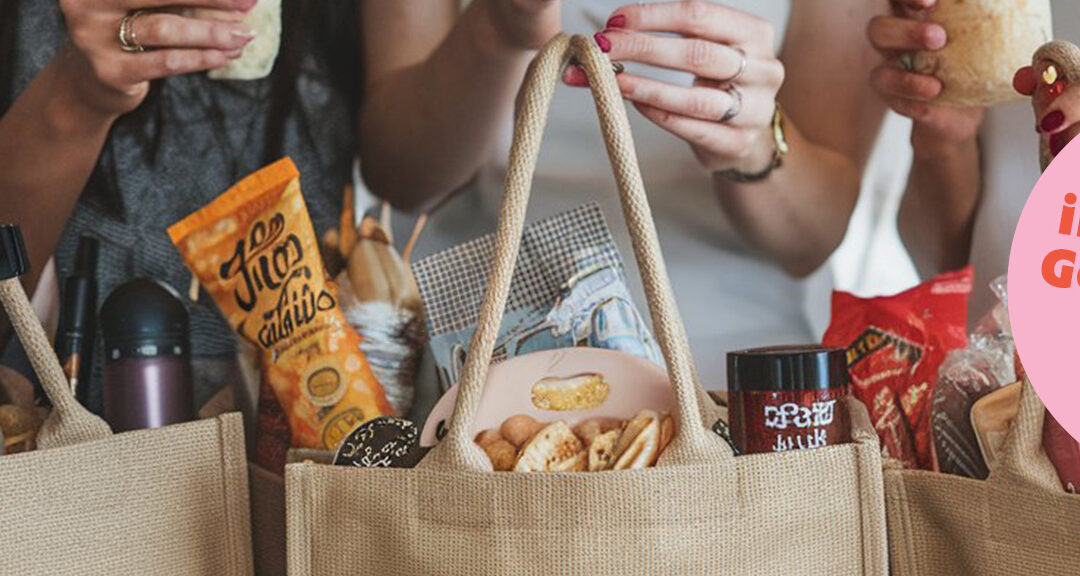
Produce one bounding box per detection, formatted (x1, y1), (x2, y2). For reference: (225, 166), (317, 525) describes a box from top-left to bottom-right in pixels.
(119, 10), (147, 53)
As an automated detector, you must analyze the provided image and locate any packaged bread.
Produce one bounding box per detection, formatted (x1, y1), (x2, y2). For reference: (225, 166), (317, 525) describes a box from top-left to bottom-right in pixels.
(970, 381), (1022, 471)
(912, 0), (1052, 107)
(188, 0), (282, 80)
(168, 158), (393, 450)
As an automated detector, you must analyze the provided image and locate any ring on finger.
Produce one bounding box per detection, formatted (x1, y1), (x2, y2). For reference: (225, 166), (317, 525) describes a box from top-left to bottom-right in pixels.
(568, 58), (626, 76)
(119, 10), (148, 53)
(719, 85), (742, 123)
(897, 53), (915, 72)
(717, 46), (747, 85)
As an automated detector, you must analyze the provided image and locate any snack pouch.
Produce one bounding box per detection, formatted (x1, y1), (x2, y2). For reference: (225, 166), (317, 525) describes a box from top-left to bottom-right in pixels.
(412, 204), (662, 398)
(168, 158), (393, 450)
(823, 267), (973, 469)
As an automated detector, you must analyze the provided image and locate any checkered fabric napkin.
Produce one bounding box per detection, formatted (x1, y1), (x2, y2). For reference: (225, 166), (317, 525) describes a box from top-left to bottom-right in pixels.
(412, 203), (624, 338)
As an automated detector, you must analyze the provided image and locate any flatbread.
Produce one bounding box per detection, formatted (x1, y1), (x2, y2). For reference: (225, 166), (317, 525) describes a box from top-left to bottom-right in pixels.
(190, 0), (282, 81)
(913, 0), (1053, 107)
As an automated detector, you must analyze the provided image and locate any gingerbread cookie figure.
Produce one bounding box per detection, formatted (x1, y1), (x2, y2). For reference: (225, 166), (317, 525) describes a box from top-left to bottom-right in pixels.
(1014, 41), (1080, 170)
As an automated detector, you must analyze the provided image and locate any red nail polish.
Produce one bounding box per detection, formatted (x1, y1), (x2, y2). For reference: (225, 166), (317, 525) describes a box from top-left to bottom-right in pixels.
(606, 15), (626, 29)
(1041, 110), (1066, 133)
(563, 65), (589, 87)
(1051, 132), (1069, 156)
(594, 32), (611, 53)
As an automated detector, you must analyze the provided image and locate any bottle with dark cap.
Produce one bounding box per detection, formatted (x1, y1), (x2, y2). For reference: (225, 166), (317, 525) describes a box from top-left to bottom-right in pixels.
(726, 345), (850, 455)
(0, 225), (29, 280)
(54, 236), (99, 407)
(100, 278), (194, 432)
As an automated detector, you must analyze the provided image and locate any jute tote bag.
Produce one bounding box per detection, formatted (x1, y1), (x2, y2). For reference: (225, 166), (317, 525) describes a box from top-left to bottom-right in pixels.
(0, 271), (254, 575)
(885, 379), (1080, 575)
(249, 463), (287, 576)
(286, 34), (888, 576)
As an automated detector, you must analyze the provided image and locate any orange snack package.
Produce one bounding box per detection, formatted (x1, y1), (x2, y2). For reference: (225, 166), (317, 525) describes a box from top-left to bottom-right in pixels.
(168, 158), (393, 450)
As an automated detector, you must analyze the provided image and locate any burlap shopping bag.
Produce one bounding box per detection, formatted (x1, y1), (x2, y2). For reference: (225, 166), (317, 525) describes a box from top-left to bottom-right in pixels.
(885, 379), (1080, 575)
(249, 463), (286, 576)
(285, 34), (887, 576)
(0, 249), (253, 575)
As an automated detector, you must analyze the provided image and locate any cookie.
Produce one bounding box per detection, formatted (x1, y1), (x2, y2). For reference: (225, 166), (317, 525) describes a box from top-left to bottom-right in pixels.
(513, 421), (586, 472)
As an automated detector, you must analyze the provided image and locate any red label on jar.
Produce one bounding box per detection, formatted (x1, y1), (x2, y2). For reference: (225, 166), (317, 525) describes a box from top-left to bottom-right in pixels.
(729, 387), (850, 455)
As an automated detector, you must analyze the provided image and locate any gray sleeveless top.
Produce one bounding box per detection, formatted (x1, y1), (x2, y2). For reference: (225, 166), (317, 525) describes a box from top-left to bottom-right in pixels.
(3, 1), (359, 411)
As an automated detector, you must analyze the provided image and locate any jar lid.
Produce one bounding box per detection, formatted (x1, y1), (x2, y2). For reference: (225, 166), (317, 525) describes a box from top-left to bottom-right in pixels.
(727, 345), (848, 392)
(101, 278), (189, 357)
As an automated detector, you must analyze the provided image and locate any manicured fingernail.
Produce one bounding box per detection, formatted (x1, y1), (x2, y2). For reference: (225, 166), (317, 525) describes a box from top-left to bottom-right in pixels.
(1014, 66), (1037, 96)
(594, 32), (611, 53)
(1041, 110), (1066, 133)
(232, 28), (256, 40)
(606, 15), (626, 29)
(923, 25), (947, 50)
(562, 65), (589, 87)
(1051, 132), (1069, 156)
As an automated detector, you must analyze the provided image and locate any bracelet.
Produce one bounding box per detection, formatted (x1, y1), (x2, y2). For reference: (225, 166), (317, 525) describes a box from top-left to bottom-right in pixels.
(719, 104), (789, 183)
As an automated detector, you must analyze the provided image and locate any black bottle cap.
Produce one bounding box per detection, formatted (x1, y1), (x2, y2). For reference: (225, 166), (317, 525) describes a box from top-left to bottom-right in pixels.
(73, 236), (98, 277)
(100, 278), (189, 359)
(0, 225), (29, 281)
(58, 237), (100, 336)
(727, 345), (848, 393)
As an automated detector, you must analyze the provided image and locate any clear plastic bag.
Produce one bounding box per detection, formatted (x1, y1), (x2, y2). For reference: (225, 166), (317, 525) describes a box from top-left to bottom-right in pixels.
(932, 276), (1015, 478)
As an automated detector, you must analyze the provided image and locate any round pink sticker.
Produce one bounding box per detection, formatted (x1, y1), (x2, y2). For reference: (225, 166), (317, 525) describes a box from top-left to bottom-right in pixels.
(1010, 137), (1080, 442)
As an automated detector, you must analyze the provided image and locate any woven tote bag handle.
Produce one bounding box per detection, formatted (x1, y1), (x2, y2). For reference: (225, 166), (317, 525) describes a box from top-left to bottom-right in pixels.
(0, 274), (111, 448)
(990, 378), (1061, 490)
(427, 34), (734, 473)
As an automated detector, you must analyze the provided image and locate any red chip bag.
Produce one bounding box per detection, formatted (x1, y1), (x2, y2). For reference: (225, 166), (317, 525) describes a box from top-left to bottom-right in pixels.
(823, 267), (973, 469)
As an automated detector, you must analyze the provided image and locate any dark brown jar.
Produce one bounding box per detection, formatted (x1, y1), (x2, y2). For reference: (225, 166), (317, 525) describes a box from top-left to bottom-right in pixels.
(727, 346), (850, 455)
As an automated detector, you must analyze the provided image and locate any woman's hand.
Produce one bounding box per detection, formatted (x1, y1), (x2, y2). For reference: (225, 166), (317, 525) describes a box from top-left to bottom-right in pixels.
(564, 1), (784, 174)
(867, 0), (984, 155)
(1015, 63), (1080, 160)
(483, 0), (562, 51)
(57, 0), (257, 116)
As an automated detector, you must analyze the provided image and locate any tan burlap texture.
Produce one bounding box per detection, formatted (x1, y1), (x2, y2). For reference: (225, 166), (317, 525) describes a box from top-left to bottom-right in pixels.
(286, 34), (888, 576)
(885, 379), (1080, 575)
(249, 463), (287, 576)
(0, 277), (254, 576)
